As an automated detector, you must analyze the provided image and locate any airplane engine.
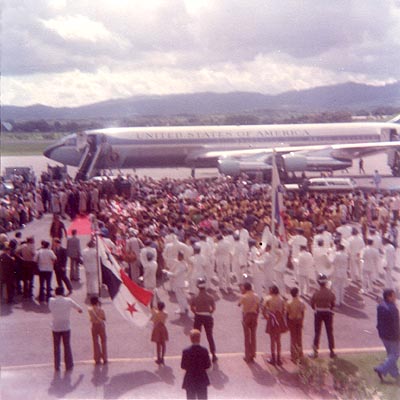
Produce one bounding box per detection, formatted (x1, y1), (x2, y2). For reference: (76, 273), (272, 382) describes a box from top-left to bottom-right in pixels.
(282, 153), (352, 172)
(218, 158), (272, 176)
(217, 159), (241, 176)
(281, 154), (308, 171)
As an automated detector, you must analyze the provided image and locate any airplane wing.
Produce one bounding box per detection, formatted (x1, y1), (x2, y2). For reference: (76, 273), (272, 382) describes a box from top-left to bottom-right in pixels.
(186, 141), (400, 176)
(192, 141), (400, 159)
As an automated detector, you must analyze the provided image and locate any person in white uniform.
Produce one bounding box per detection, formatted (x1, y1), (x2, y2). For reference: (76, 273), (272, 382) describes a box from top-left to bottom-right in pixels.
(288, 228), (308, 281)
(163, 251), (189, 314)
(347, 228), (365, 283)
(214, 234), (232, 292)
(188, 244), (207, 294)
(162, 234), (192, 291)
(198, 233), (216, 290)
(313, 239), (333, 280)
(360, 239), (380, 294)
(367, 228), (383, 282)
(257, 245), (275, 295)
(246, 239), (261, 294)
(330, 243), (349, 306)
(382, 237), (396, 289)
(273, 241), (289, 293)
(297, 245), (314, 297)
(82, 240), (99, 298)
(140, 240), (157, 276)
(141, 251), (157, 290)
(231, 233), (248, 285)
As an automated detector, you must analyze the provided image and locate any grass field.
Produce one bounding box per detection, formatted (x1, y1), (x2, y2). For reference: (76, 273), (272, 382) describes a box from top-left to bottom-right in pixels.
(294, 352), (400, 399)
(342, 352), (400, 399)
(1, 140), (54, 156)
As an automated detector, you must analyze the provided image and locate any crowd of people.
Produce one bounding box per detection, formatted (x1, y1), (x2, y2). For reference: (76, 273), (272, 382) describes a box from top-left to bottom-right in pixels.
(2, 172), (399, 302)
(1, 171), (400, 306)
(1, 170), (399, 391)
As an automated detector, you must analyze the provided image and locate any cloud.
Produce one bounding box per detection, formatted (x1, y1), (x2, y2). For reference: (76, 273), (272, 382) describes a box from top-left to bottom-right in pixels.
(2, 0), (400, 106)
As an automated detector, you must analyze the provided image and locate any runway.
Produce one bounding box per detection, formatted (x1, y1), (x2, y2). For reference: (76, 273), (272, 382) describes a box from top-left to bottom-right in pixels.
(0, 212), (398, 399)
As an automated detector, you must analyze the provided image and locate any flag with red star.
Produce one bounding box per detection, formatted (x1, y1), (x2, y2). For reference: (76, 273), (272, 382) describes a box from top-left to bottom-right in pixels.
(99, 238), (153, 327)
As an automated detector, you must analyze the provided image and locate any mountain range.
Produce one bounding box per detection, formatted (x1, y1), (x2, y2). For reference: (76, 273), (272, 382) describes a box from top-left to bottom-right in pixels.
(2, 81), (400, 121)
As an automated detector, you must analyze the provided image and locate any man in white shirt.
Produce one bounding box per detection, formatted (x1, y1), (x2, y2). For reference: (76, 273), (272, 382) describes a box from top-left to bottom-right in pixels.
(139, 239), (157, 279)
(382, 237), (396, 289)
(331, 243), (349, 306)
(198, 233), (215, 290)
(214, 234), (232, 292)
(297, 245), (314, 297)
(82, 240), (99, 298)
(313, 239), (333, 280)
(35, 240), (56, 302)
(367, 228), (383, 282)
(49, 286), (83, 371)
(141, 251), (158, 290)
(288, 228), (308, 279)
(257, 245), (275, 295)
(188, 244), (207, 294)
(361, 239), (380, 294)
(163, 251), (189, 314)
(231, 233), (248, 285)
(273, 241), (289, 294)
(347, 228), (365, 283)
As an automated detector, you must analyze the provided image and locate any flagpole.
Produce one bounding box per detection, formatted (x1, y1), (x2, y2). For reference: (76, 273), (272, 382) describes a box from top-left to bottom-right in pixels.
(271, 149), (277, 239)
(94, 225), (102, 297)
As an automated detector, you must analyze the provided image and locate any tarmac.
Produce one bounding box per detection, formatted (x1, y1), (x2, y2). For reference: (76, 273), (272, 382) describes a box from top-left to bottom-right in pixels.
(1, 189), (400, 399)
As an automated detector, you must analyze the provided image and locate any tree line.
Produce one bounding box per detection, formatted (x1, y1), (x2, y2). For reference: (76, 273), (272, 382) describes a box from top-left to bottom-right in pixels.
(3, 107), (399, 135)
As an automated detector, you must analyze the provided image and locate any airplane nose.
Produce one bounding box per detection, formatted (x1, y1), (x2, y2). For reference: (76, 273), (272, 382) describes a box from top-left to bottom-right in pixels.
(43, 142), (61, 159)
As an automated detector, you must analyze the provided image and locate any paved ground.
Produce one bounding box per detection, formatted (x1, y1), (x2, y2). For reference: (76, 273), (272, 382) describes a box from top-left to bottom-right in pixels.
(1, 188), (400, 399)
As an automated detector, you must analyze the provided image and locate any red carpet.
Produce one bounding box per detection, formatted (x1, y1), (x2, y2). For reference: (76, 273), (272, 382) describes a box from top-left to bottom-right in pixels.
(67, 216), (92, 235)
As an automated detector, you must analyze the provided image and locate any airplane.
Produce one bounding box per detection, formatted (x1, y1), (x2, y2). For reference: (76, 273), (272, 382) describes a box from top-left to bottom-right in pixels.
(43, 116), (400, 181)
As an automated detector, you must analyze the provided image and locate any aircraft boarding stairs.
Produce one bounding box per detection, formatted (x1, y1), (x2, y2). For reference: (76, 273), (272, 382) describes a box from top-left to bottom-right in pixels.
(75, 146), (102, 181)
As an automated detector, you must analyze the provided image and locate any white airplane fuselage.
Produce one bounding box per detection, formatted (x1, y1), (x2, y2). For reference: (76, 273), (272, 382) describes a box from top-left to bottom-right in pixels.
(43, 121), (400, 175)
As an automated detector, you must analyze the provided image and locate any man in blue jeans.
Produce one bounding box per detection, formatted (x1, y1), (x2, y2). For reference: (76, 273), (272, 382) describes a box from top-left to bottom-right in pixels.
(49, 287), (83, 371)
(374, 288), (400, 384)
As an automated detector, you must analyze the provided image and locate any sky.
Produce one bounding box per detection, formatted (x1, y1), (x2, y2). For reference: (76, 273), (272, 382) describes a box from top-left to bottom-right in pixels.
(2, 0), (400, 107)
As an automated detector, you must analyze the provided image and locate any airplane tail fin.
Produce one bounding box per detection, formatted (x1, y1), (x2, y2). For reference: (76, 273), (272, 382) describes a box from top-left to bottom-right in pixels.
(388, 114), (400, 124)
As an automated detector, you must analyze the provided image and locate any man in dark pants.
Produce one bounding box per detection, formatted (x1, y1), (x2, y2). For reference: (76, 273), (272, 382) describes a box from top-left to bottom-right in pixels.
(310, 273), (336, 358)
(10, 232), (22, 295)
(16, 236), (36, 298)
(0, 244), (15, 304)
(53, 238), (73, 296)
(181, 329), (211, 400)
(190, 278), (218, 362)
(49, 286), (83, 371)
(374, 288), (400, 384)
(66, 229), (81, 281)
(238, 281), (260, 363)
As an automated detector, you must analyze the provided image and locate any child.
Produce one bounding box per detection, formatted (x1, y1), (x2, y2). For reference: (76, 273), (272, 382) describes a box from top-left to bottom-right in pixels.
(262, 285), (287, 366)
(151, 301), (168, 365)
(88, 297), (107, 365)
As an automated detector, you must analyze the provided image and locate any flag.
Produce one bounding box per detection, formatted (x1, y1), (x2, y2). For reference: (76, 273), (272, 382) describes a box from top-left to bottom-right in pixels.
(271, 151), (287, 243)
(98, 238), (153, 327)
